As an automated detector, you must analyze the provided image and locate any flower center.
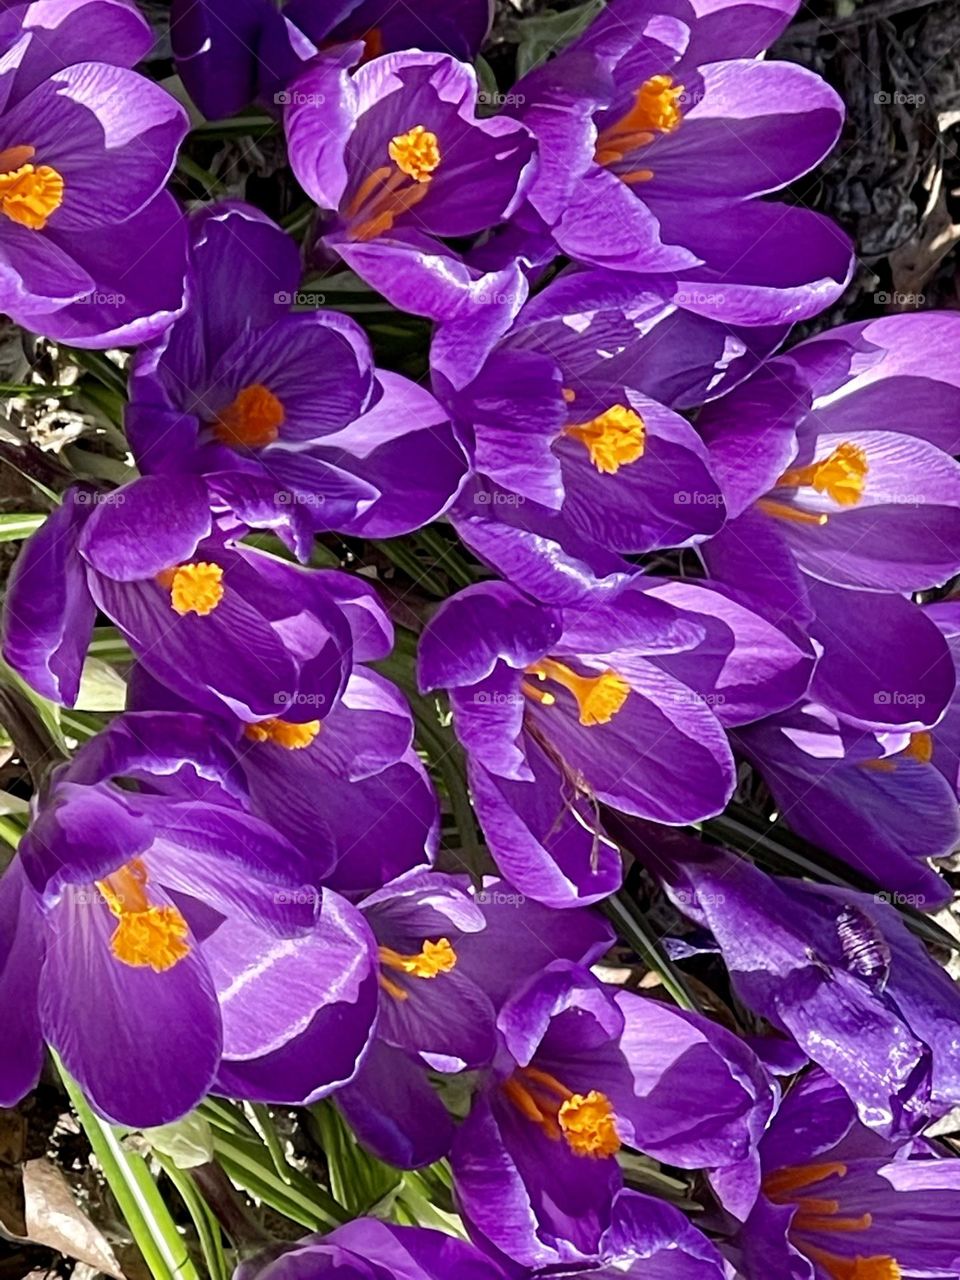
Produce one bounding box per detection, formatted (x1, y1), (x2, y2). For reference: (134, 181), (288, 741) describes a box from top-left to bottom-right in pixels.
(594, 75), (684, 181)
(212, 384), (284, 449)
(523, 658), (630, 726)
(758, 442), (868, 527)
(0, 146), (64, 229)
(764, 1163), (897, 1280)
(389, 125), (441, 182)
(96, 859), (191, 973)
(565, 404), (646, 474)
(378, 937), (457, 1001)
(156, 562), (225, 616)
(503, 1067), (621, 1158)
(345, 124), (440, 241)
(244, 718), (321, 750)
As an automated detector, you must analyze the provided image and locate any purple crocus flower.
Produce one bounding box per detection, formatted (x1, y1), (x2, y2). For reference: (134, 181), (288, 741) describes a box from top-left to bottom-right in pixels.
(0, 712), (378, 1125)
(724, 1068), (960, 1280)
(700, 313), (960, 600)
(127, 569), (439, 896)
(0, 0), (188, 345)
(335, 871), (614, 1167)
(451, 960), (773, 1269)
(172, 0), (493, 120)
(418, 577), (811, 905)
(735, 699), (959, 907)
(284, 47), (536, 337)
(632, 826), (960, 1140)
(127, 204), (467, 556)
(507, 0), (852, 325)
(436, 285), (726, 573)
(335, 871), (498, 1168)
(237, 1218), (508, 1280)
(2, 478), (357, 724)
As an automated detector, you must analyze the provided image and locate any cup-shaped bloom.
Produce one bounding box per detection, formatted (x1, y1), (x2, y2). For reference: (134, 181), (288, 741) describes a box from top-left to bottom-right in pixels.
(127, 204), (466, 556)
(634, 826), (960, 1139)
(237, 1219), (508, 1280)
(451, 961), (772, 1269)
(735, 700), (959, 908)
(171, 0), (493, 120)
(700, 313), (960, 600)
(418, 578), (811, 905)
(2, 478), (358, 722)
(439, 285), (727, 545)
(284, 48), (536, 334)
(0, 712), (378, 1126)
(0, 0), (188, 345)
(335, 871), (498, 1167)
(509, 0), (851, 325)
(726, 1069), (960, 1280)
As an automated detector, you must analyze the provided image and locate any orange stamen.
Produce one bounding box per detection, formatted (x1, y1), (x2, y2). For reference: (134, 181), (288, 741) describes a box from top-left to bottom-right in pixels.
(525, 658), (630, 726)
(565, 404), (646, 474)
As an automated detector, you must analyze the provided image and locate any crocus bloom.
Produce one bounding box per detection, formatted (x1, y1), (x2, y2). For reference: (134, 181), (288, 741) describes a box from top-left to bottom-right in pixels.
(172, 0), (493, 120)
(128, 569), (439, 896)
(236, 1218), (508, 1280)
(508, 0), (852, 325)
(0, 713), (377, 1125)
(127, 205), (467, 556)
(725, 1068), (960, 1280)
(451, 960), (772, 1269)
(418, 577), (811, 904)
(335, 871), (498, 1167)
(437, 281), (729, 573)
(284, 48), (536, 336)
(633, 826), (960, 1139)
(700, 313), (960, 601)
(735, 699), (959, 907)
(2, 478), (357, 723)
(0, 0), (188, 345)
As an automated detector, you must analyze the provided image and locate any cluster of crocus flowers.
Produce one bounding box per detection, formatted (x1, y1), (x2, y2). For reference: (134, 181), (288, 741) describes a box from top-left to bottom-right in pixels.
(1, 2), (960, 1280)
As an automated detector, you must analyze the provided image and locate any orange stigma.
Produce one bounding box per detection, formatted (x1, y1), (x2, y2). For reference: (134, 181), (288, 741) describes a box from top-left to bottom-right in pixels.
(863, 731), (934, 774)
(565, 404), (646, 474)
(503, 1067), (621, 1158)
(96, 859), (190, 972)
(595, 75), (684, 176)
(0, 147), (64, 229)
(378, 938), (457, 1000)
(157, 562), (224, 616)
(244, 719), (320, 750)
(524, 658), (630, 726)
(389, 125), (441, 182)
(778, 442), (869, 506)
(213, 384), (284, 449)
(804, 1249), (900, 1280)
